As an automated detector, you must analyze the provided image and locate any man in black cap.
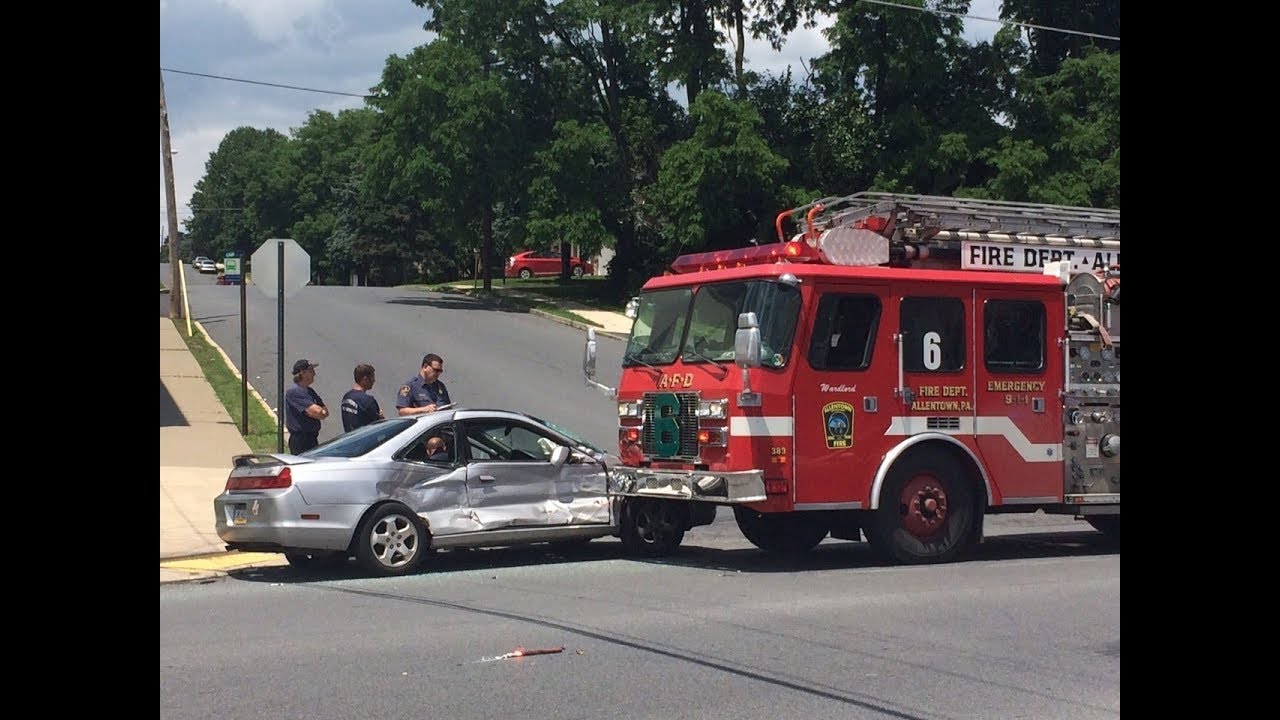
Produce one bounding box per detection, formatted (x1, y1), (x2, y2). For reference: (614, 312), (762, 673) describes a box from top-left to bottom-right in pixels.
(285, 359), (328, 454)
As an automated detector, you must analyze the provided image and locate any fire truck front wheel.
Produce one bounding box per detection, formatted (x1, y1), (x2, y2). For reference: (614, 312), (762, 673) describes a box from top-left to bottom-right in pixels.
(620, 499), (685, 557)
(733, 507), (830, 554)
(867, 446), (979, 565)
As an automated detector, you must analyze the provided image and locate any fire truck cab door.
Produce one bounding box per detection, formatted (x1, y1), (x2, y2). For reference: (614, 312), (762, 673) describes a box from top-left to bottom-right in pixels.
(973, 289), (1063, 502)
(792, 286), (893, 507)
(893, 291), (973, 431)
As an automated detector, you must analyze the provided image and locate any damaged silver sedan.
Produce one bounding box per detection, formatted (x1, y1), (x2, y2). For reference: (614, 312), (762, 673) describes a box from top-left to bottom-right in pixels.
(214, 409), (620, 577)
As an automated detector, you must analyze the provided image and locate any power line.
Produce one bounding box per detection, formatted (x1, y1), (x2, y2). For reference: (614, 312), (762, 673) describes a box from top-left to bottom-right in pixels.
(160, 67), (372, 98)
(858, 0), (1121, 42)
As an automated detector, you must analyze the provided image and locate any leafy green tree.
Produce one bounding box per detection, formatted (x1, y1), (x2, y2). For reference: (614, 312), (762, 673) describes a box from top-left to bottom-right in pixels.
(984, 49), (1119, 207)
(646, 90), (790, 255)
(287, 108), (378, 284)
(187, 127), (296, 260)
(367, 38), (521, 291)
(526, 120), (618, 281)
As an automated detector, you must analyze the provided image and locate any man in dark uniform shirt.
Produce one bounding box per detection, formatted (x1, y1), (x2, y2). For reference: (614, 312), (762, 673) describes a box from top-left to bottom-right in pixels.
(340, 363), (383, 432)
(396, 353), (451, 416)
(285, 359), (328, 454)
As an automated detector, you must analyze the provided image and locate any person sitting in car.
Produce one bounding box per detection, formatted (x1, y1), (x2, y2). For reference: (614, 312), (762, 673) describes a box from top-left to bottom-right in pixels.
(426, 436), (449, 462)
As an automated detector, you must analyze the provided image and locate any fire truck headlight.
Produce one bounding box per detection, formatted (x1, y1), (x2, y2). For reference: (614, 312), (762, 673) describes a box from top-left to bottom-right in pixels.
(697, 400), (727, 419)
(617, 401), (641, 417)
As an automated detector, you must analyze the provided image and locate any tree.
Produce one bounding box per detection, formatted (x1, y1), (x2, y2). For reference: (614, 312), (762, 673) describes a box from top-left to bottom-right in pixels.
(187, 127), (296, 260)
(983, 49), (1120, 207)
(287, 108), (378, 284)
(526, 120), (618, 281)
(367, 39), (522, 291)
(646, 90), (790, 256)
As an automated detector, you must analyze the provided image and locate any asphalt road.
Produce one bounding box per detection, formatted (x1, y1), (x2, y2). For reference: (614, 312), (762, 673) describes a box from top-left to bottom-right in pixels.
(160, 263), (624, 449)
(161, 528), (1119, 720)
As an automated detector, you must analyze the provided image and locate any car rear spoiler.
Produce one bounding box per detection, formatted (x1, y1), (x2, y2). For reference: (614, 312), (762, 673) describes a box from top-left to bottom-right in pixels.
(231, 453), (314, 468)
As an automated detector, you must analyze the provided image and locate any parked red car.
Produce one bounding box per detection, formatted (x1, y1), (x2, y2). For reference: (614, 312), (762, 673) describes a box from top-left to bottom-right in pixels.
(505, 250), (594, 279)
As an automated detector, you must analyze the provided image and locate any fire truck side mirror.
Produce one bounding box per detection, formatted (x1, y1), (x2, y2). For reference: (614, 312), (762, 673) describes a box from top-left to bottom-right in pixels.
(735, 312), (762, 368)
(583, 328), (598, 379)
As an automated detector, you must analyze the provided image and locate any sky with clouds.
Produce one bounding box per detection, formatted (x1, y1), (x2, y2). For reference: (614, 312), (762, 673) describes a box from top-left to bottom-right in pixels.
(159, 0), (1002, 242)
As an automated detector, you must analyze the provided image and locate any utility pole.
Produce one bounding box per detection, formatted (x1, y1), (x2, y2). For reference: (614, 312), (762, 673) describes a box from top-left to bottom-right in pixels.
(160, 68), (183, 319)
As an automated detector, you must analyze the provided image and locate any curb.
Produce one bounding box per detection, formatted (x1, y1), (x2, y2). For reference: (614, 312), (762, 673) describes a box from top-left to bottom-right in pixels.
(430, 286), (629, 341)
(161, 551), (289, 584)
(191, 320), (281, 425)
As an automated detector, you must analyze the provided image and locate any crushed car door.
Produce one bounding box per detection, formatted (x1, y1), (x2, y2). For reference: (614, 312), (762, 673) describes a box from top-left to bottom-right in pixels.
(460, 419), (563, 529)
(551, 444), (612, 525)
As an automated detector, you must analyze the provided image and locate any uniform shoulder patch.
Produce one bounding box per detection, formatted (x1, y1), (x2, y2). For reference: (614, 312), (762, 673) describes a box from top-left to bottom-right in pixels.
(399, 386), (410, 396)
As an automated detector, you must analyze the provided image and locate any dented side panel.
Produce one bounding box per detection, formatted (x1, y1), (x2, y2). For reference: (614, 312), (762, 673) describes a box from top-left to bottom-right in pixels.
(374, 464), (476, 536)
(552, 460), (613, 525)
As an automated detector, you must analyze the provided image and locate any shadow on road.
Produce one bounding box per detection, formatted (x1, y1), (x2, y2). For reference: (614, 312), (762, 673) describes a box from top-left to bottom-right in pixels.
(227, 529), (1117, 585)
(384, 294), (528, 313)
(192, 312), (238, 326)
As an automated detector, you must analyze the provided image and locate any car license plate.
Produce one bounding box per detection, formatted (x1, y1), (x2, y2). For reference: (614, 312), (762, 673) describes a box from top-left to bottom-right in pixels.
(232, 505), (248, 525)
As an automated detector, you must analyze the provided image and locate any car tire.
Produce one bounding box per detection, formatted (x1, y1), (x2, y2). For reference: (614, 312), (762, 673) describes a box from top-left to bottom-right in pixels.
(353, 504), (429, 577)
(571, 265), (585, 278)
(518, 268), (533, 279)
(620, 499), (684, 557)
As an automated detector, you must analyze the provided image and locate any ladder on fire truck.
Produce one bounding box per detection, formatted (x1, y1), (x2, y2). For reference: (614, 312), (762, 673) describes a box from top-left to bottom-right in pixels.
(780, 192), (1120, 253)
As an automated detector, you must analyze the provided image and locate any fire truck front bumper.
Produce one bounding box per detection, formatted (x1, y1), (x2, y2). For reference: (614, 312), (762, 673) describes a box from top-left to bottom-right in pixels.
(611, 467), (766, 503)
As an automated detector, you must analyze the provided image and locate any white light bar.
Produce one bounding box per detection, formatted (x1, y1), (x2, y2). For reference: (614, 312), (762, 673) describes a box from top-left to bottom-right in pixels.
(816, 227), (889, 267)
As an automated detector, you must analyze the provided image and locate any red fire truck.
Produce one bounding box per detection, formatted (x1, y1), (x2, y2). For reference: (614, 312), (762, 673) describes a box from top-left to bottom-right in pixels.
(583, 192), (1119, 564)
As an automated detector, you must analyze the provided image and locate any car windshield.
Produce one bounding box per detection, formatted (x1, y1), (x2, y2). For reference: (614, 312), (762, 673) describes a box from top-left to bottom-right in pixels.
(623, 288), (693, 366)
(537, 417), (605, 454)
(301, 418), (418, 459)
(682, 280), (802, 368)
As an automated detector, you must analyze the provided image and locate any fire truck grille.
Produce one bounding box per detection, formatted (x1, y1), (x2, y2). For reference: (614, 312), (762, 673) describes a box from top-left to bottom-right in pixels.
(642, 391), (699, 460)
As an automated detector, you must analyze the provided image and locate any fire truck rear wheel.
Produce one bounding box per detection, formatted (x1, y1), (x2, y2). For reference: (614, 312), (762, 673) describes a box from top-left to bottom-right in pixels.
(733, 507), (830, 554)
(867, 446), (978, 565)
(620, 499), (685, 557)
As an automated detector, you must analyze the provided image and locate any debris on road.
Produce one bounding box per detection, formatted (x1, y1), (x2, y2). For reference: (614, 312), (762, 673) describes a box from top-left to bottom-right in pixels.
(472, 646), (566, 663)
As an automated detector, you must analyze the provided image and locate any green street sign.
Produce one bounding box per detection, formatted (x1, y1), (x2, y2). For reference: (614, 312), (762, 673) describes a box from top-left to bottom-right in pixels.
(224, 257), (241, 276)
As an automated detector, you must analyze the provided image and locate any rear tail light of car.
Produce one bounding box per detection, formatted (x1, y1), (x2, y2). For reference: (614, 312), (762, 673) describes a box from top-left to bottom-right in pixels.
(226, 466), (292, 491)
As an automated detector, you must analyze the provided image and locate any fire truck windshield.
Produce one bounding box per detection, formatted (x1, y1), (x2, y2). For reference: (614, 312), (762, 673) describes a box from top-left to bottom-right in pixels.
(623, 280), (801, 369)
(683, 280), (801, 368)
(623, 288), (692, 366)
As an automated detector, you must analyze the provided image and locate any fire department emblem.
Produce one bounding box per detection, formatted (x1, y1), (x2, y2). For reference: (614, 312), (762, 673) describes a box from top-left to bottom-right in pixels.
(822, 402), (853, 449)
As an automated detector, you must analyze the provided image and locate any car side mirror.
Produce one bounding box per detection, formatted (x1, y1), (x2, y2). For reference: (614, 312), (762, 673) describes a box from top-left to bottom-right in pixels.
(550, 445), (570, 466)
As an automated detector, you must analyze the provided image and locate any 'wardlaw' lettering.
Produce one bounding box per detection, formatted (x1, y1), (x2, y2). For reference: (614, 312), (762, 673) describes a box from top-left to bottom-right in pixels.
(986, 380), (1047, 392)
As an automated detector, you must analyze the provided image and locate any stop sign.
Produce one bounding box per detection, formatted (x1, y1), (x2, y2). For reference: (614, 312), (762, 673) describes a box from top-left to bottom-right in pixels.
(251, 238), (311, 298)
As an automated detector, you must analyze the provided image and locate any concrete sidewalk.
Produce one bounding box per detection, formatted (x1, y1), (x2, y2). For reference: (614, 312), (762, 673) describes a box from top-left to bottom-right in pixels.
(160, 317), (286, 584)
